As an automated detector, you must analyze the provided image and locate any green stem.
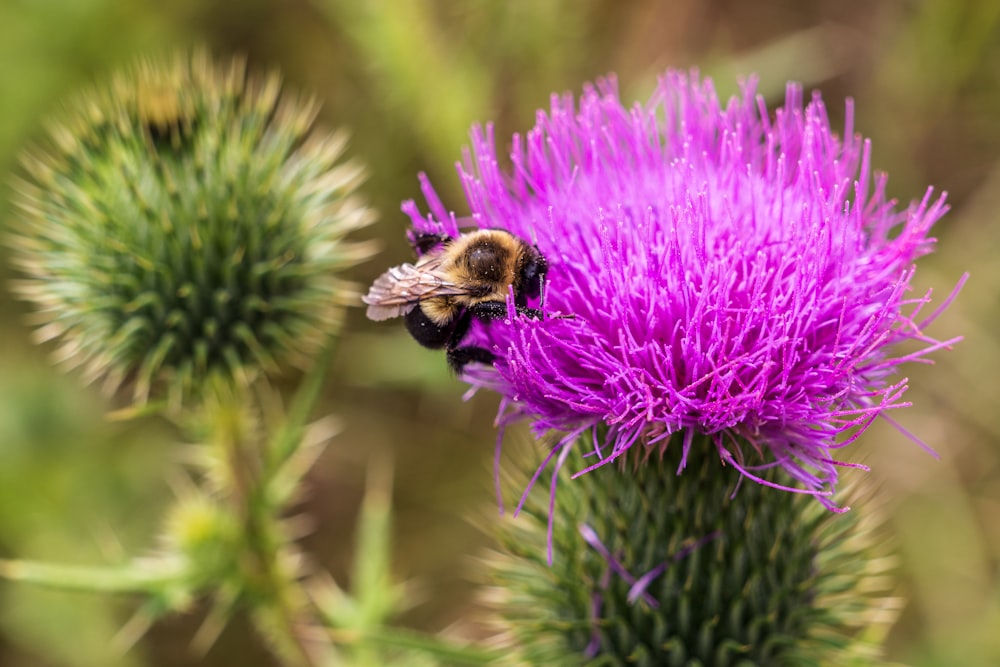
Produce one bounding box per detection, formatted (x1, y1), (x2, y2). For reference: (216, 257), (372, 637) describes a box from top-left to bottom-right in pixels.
(216, 337), (340, 667)
(0, 558), (184, 594)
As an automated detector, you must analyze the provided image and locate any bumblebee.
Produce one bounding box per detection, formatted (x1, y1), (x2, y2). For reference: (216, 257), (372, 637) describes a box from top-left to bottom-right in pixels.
(363, 229), (548, 372)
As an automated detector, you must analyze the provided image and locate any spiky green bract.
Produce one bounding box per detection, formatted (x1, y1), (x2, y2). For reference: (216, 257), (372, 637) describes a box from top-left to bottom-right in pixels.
(8, 51), (375, 405)
(485, 433), (899, 667)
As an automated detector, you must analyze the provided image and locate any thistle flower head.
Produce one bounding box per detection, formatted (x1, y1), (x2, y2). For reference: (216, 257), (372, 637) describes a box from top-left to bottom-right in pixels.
(9, 51), (374, 405)
(403, 70), (960, 504)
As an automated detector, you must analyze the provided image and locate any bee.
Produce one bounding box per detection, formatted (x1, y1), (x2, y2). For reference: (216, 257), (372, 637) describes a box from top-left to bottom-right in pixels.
(363, 229), (549, 372)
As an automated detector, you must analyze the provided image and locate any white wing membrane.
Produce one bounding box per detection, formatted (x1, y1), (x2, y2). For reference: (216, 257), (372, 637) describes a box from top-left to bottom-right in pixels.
(363, 254), (466, 321)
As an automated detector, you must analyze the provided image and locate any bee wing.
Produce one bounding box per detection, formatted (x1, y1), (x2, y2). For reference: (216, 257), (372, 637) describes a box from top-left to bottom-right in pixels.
(362, 255), (466, 321)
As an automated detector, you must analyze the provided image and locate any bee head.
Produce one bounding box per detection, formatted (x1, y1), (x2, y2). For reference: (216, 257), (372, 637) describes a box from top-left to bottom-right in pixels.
(517, 244), (547, 299)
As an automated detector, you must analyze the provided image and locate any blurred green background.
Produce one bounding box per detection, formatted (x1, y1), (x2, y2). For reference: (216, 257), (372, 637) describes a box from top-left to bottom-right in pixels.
(0, 0), (996, 665)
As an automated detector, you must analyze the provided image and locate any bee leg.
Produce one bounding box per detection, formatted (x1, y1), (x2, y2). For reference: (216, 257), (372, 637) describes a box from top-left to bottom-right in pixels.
(444, 309), (495, 373)
(516, 306), (545, 319)
(447, 346), (496, 374)
(467, 301), (544, 321)
(445, 302), (547, 374)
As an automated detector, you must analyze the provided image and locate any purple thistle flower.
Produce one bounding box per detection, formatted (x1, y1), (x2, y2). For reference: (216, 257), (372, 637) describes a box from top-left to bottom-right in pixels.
(403, 70), (963, 508)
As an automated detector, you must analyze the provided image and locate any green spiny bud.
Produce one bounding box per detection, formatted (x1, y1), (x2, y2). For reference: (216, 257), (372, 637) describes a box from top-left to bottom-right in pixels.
(8, 51), (375, 405)
(484, 433), (900, 666)
(161, 491), (238, 586)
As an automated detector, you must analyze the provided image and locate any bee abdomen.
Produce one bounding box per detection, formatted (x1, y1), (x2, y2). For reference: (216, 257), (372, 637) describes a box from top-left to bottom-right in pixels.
(405, 305), (455, 349)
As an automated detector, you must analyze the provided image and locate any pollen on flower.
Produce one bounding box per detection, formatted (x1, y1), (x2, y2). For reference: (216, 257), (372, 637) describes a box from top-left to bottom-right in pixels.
(403, 70), (963, 506)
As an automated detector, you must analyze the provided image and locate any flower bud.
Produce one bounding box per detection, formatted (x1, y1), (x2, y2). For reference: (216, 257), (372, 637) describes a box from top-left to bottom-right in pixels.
(485, 434), (900, 666)
(9, 51), (375, 405)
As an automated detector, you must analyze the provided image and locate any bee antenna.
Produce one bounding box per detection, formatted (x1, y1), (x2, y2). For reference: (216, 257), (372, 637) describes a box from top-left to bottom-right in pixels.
(539, 272), (548, 313)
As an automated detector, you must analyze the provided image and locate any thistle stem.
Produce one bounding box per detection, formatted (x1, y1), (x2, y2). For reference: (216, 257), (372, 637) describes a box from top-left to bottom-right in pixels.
(212, 344), (339, 667)
(216, 408), (332, 667)
(243, 509), (330, 667)
(0, 558), (184, 593)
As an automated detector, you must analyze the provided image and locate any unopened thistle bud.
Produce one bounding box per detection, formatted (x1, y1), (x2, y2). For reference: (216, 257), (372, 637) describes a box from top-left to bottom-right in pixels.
(161, 491), (238, 588)
(485, 437), (900, 666)
(8, 51), (375, 405)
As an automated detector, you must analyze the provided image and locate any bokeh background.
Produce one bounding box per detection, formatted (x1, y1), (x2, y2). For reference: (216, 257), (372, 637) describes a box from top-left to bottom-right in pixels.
(0, 0), (996, 665)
